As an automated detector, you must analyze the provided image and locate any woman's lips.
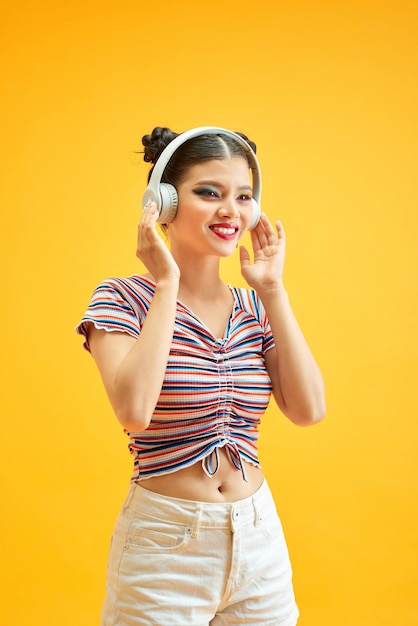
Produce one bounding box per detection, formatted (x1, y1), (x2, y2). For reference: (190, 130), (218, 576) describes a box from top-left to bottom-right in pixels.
(209, 224), (239, 240)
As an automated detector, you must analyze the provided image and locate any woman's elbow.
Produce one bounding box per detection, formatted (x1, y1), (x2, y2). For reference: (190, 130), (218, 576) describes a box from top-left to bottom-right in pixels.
(290, 399), (326, 427)
(114, 402), (153, 433)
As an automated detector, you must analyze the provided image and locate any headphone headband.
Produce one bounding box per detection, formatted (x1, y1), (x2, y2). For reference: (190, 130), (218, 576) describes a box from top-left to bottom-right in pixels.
(142, 126), (262, 229)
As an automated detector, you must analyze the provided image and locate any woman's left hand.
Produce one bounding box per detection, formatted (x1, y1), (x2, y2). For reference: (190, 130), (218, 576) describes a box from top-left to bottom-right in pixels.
(239, 213), (286, 293)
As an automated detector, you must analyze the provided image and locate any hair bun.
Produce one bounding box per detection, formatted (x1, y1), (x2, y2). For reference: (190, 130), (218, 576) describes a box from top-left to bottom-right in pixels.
(142, 127), (178, 164)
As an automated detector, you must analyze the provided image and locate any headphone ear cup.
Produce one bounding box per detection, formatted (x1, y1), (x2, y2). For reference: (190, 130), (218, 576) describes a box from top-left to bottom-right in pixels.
(158, 183), (178, 224)
(249, 199), (261, 230)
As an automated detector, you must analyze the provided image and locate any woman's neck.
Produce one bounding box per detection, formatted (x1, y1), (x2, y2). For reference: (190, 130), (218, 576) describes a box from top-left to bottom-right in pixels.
(179, 267), (226, 302)
(171, 249), (225, 300)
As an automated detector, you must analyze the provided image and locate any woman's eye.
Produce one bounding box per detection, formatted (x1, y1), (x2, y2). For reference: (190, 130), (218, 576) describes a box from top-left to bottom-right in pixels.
(239, 194), (252, 201)
(194, 188), (219, 198)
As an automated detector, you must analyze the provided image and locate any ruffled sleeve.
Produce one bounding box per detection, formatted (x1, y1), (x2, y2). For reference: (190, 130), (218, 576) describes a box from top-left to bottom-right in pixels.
(76, 278), (143, 352)
(232, 286), (275, 354)
(255, 292), (275, 354)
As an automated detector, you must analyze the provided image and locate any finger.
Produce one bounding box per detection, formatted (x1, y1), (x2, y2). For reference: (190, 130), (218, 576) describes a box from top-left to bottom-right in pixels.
(239, 245), (251, 268)
(140, 202), (159, 234)
(250, 227), (262, 253)
(251, 216), (270, 251)
(258, 213), (281, 244)
(141, 199), (158, 218)
(251, 213), (269, 242)
(141, 199), (152, 220)
(275, 220), (286, 244)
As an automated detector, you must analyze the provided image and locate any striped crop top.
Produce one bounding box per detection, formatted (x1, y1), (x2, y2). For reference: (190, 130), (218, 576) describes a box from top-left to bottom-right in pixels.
(77, 275), (275, 482)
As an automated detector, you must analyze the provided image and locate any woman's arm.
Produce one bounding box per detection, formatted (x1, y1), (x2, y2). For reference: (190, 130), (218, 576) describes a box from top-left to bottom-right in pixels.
(88, 201), (180, 432)
(240, 213), (326, 426)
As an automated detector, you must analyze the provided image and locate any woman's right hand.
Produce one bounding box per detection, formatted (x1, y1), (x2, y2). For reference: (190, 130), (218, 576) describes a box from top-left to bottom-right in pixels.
(136, 200), (180, 283)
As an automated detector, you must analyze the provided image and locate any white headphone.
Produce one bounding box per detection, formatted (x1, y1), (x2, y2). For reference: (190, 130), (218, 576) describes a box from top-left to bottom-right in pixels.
(142, 126), (262, 230)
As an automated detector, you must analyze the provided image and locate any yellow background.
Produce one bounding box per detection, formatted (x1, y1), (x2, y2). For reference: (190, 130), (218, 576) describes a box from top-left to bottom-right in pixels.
(1, 1), (417, 624)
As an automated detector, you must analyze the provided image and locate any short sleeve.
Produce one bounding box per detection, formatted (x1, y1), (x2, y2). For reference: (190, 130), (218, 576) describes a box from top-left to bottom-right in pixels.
(232, 286), (275, 354)
(76, 278), (142, 352)
(255, 293), (275, 354)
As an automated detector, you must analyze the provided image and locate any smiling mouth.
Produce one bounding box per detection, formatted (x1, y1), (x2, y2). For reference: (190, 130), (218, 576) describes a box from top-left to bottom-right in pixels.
(209, 224), (239, 238)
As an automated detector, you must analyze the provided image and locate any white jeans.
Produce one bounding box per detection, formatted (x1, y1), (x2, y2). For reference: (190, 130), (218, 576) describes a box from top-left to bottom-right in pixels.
(101, 480), (299, 625)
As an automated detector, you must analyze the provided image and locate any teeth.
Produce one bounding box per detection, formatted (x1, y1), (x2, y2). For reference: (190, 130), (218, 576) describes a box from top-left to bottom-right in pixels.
(213, 227), (236, 235)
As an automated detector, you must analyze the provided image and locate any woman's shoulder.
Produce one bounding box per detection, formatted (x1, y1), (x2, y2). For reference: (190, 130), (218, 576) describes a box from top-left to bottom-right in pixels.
(229, 284), (262, 313)
(95, 273), (156, 299)
(77, 275), (155, 349)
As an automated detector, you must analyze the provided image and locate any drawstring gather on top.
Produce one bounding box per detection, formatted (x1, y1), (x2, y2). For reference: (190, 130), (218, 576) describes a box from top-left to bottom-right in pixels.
(202, 443), (248, 482)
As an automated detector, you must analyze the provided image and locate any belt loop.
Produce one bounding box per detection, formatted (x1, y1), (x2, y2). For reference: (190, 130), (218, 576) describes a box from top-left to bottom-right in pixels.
(191, 504), (202, 538)
(252, 495), (262, 527)
(122, 482), (137, 517)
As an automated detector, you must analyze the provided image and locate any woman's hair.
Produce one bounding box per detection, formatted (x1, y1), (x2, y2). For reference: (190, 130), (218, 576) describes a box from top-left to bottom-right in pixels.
(141, 126), (257, 187)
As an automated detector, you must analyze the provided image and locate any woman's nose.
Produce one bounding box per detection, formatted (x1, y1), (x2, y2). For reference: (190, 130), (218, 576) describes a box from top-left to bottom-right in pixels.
(218, 197), (239, 219)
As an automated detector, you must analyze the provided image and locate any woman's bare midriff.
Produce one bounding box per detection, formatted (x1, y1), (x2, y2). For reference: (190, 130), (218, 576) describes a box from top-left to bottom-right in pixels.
(138, 447), (264, 503)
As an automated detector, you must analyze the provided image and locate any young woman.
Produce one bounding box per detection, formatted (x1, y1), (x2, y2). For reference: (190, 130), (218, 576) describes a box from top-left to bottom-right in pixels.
(77, 126), (325, 625)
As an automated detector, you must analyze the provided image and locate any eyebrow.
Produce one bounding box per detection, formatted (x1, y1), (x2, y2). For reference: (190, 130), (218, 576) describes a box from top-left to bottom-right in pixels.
(193, 179), (253, 191)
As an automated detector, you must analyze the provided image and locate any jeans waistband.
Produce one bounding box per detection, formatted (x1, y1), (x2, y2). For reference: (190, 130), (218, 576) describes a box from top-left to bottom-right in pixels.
(123, 479), (274, 533)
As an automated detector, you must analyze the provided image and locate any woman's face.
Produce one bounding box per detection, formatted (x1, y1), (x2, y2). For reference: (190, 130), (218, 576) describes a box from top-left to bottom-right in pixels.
(168, 156), (253, 257)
